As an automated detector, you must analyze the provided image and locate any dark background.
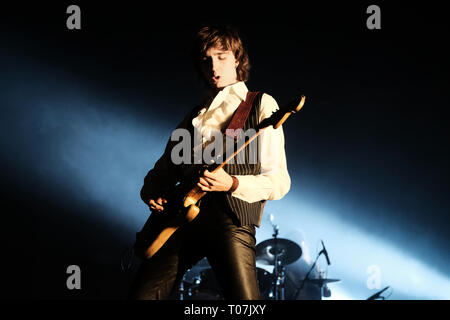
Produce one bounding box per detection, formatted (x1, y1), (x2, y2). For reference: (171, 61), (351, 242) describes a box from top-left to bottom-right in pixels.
(1, 2), (449, 299)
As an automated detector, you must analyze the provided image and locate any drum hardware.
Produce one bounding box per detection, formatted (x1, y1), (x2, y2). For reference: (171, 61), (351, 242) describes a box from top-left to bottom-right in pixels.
(177, 274), (187, 300)
(273, 260), (287, 300)
(294, 239), (338, 298)
(308, 277), (340, 298)
(272, 226), (285, 300)
(322, 284), (332, 298)
(181, 257), (210, 283)
(175, 228), (341, 300)
(176, 258), (211, 300)
(175, 273), (204, 300)
(255, 220), (302, 300)
(366, 286), (390, 300)
(307, 278), (340, 285)
(257, 215), (302, 266)
(179, 267), (273, 300)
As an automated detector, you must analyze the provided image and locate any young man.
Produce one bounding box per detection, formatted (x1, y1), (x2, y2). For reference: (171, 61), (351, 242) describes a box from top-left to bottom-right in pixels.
(129, 26), (290, 300)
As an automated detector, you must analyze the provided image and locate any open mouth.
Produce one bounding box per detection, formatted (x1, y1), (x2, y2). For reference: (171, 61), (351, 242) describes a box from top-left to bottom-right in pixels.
(212, 75), (220, 82)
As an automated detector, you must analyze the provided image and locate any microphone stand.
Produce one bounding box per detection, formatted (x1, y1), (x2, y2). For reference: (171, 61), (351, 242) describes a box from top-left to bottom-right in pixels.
(294, 248), (324, 298)
(367, 286), (390, 300)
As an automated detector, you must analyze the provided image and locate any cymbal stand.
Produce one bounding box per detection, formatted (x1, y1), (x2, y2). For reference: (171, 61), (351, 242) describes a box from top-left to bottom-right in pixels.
(271, 224), (286, 300)
(178, 273), (187, 300)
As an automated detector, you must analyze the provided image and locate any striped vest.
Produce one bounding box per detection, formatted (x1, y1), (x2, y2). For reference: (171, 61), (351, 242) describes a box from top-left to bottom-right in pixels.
(178, 91), (266, 227)
(222, 92), (266, 227)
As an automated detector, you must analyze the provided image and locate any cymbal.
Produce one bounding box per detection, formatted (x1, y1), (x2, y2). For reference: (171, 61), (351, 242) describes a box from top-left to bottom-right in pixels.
(256, 238), (302, 266)
(307, 278), (341, 286)
(182, 258), (211, 283)
(194, 257), (210, 269)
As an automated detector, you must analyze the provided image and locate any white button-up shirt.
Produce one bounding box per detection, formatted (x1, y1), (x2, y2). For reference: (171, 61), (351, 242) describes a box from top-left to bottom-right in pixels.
(192, 81), (291, 203)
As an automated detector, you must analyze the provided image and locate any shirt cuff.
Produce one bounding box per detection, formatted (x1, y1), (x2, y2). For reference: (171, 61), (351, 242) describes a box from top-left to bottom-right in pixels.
(230, 175), (273, 203)
(228, 175), (239, 193)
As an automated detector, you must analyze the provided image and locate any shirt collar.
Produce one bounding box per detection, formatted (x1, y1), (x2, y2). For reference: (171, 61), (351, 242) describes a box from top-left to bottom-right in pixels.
(229, 81), (248, 101)
(203, 81), (249, 111)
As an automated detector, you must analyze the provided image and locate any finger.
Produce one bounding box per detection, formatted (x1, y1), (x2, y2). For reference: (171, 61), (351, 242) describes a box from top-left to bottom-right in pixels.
(199, 177), (212, 186)
(203, 170), (217, 179)
(149, 200), (164, 211)
(203, 176), (216, 185)
(197, 182), (211, 191)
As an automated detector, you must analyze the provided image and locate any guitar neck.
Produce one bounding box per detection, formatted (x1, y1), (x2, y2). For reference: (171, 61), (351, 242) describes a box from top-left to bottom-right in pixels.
(212, 129), (263, 172)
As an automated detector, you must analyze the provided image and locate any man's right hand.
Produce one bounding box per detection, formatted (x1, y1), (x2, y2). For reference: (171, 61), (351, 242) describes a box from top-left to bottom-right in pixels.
(149, 197), (167, 213)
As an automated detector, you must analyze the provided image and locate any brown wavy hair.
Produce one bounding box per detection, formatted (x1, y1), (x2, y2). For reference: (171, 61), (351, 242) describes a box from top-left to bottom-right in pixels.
(192, 25), (251, 83)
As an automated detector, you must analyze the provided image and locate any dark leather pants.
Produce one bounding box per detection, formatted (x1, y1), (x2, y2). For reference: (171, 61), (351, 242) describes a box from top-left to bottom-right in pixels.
(128, 194), (260, 300)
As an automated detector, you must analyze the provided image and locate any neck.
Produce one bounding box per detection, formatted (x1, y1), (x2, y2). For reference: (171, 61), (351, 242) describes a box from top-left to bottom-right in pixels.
(207, 81), (239, 96)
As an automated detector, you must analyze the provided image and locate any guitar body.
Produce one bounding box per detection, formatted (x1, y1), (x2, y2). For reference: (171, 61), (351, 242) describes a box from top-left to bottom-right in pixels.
(133, 169), (207, 260)
(133, 204), (200, 260)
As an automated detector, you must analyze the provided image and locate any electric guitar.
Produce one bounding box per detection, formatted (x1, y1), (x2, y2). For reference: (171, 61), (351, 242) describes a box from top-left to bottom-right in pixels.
(133, 95), (306, 260)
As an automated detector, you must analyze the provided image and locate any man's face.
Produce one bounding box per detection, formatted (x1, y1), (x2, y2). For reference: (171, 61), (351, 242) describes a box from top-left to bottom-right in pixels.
(200, 46), (239, 90)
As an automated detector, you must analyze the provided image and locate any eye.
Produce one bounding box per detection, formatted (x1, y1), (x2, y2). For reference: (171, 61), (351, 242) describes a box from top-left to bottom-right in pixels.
(218, 55), (227, 60)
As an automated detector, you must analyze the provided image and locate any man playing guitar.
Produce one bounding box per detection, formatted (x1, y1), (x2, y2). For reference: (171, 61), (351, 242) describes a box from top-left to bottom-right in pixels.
(129, 25), (291, 300)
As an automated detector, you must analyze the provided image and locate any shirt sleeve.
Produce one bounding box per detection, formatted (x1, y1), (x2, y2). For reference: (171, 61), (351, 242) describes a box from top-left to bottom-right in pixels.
(140, 109), (194, 205)
(231, 93), (291, 203)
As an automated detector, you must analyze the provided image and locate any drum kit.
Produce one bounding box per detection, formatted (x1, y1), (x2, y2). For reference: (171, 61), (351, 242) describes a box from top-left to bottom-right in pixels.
(174, 219), (340, 300)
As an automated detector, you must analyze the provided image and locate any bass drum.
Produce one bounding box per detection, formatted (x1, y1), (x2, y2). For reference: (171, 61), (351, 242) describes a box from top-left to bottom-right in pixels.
(187, 268), (273, 300)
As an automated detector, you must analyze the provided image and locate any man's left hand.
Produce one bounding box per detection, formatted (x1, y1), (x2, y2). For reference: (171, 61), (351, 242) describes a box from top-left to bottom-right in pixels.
(197, 168), (233, 192)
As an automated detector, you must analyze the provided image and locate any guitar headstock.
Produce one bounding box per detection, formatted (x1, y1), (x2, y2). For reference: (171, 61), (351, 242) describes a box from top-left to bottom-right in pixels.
(257, 95), (306, 130)
(285, 95), (306, 113)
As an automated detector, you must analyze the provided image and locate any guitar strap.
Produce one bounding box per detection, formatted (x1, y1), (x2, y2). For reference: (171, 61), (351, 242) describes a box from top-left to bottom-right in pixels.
(224, 91), (260, 140)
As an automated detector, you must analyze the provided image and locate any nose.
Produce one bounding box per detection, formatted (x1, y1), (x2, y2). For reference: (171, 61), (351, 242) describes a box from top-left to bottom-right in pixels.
(211, 57), (220, 75)
(201, 56), (219, 77)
